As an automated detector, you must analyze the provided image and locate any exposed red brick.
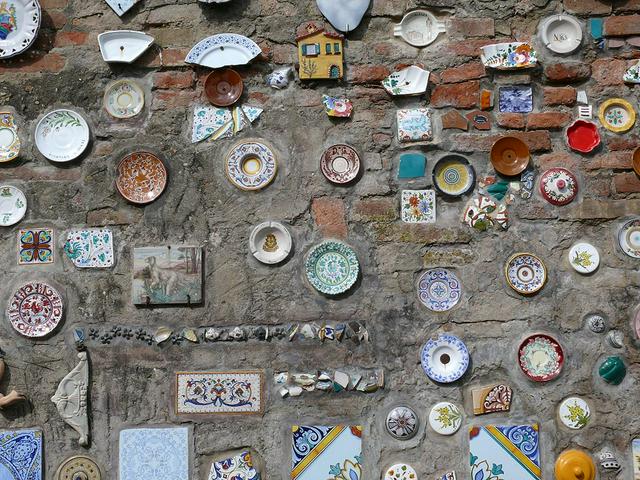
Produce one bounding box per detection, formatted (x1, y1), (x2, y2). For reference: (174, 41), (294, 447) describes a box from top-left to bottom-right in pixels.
(592, 58), (628, 85)
(448, 18), (495, 37)
(152, 71), (195, 90)
(354, 198), (397, 221)
(604, 15), (640, 36)
(536, 152), (580, 171)
(311, 197), (348, 239)
(450, 131), (552, 153)
(496, 113), (526, 130)
(430, 80), (480, 109)
(347, 65), (391, 84)
(586, 152), (634, 170)
(543, 86), (577, 106)
(544, 62), (592, 83)
(152, 90), (198, 110)
(440, 61), (486, 84)
(0, 52), (66, 73)
(614, 172), (640, 193)
(444, 38), (500, 57)
(563, 0), (611, 15)
(609, 134), (640, 151)
(54, 31), (89, 47)
(527, 112), (572, 130)
(616, 0), (640, 12)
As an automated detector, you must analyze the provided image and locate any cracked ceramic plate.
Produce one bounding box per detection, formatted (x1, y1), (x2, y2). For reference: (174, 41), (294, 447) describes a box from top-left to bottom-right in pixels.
(225, 139), (277, 191)
(568, 243), (599, 274)
(0, 184), (27, 226)
(618, 219), (640, 258)
(98, 30), (154, 63)
(382, 66), (430, 96)
(320, 144), (360, 184)
(305, 240), (359, 295)
(505, 253), (547, 295)
(185, 34), (261, 68)
(420, 334), (469, 383)
(0, 0), (40, 59)
(35, 109), (90, 162)
(481, 42), (537, 69)
(6, 281), (64, 338)
(249, 221), (292, 264)
(104, 79), (144, 119)
(518, 333), (564, 382)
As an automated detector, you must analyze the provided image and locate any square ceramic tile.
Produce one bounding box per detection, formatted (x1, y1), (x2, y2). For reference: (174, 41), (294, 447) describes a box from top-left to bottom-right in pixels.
(499, 86), (533, 113)
(0, 429), (43, 480)
(291, 425), (362, 480)
(469, 424), (540, 480)
(633, 438), (640, 479)
(398, 153), (426, 179)
(105, 0), (138, 16)
(176, 371), (263, 415)
(401, 190), (436, 223)
(209, 451), (260, 480)
(64, 228), (114, 268)
(119, 427), (189, 480)
(397, 108), (432, 143)
(18, 228), (53, 265)
(132, 246), (203, 305)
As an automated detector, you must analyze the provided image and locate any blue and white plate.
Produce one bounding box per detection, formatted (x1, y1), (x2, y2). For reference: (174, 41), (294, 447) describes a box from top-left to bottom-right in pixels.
(185, 34), (261, 69)
(417, 268), (461, 312)
(505, 253), (547, 295)
(305, 241), (359, 295)
(421, 334), (469, 383)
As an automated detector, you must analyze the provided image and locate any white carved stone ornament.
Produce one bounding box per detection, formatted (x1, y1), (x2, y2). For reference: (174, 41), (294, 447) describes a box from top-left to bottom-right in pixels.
(51, 352), (90, 447)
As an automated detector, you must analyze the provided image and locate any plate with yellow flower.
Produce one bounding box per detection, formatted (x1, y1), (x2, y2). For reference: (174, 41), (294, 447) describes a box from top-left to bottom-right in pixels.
(558, 397), (590, 429)
(428, 401), (462, 435)
(568, 243), (599, 274)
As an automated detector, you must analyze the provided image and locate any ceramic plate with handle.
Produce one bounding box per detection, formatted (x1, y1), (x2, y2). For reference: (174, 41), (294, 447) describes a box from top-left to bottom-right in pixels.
(35, 109), (90, 162)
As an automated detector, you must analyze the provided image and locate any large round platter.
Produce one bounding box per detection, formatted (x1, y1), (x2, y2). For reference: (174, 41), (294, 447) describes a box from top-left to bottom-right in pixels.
(304, 240), (359, 295)
(35, 109), (90, 162)
(55, 456), (102, 480)
(416, 268), (461, 312)
(185, 34), (261, 69)
(0, 112), (20, 162)
(505, 253), (547, 295)
(384, 463), (418, 480)
(103, 79), (144, 119)
(6, 281), (63, 338)
(320, 144), (360, 184)
(249, 221), (292, 264)
(540, 167), (578, 206)
(385, 405), (419, 441)
(0, 184), (26, 226)
(558, 397), (590, 430)
(225, 139), (277, 191)
(115, 151), (167, 204)
(568, 242), (599, 274)
(618, 218), (640, 258)
(420, 334), (469, 383)
(539, 14), (582, 54)
(598, 98), (636, 133)
(518, 333), (564, 382)
(428, 401), (462, 435)
(0, 0), (40, 59)
(432, 155), (476, 196)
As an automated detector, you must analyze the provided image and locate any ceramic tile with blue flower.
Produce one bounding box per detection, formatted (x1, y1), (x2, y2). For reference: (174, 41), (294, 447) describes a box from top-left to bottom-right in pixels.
(401, 190), (436, 223)
(209, 451), (260, 480)
(0, 429), (43, 480)
(397, 109), (432, 143)
(119, 427), (189, 480)
(499, 87), (533, 113)
(18, 228), (53, 265)
(291, 425), (362, 480)
(469, 424), (541, 480)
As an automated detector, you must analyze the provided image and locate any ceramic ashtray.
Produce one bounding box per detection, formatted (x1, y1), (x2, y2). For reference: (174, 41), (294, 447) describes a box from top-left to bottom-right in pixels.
(566, 120), (600, 154)
(518, 333), (564, 382)
(320, 144), (360, 184)
(249, 221), (292, 264)
(598, 98), (636, 133)
(618, 218), (640, 258)
(420, 334), (469, 383)
(490, 136), (530, 176)
(505, 253), (547, 295)
(568, 242), (599, 274)
(204, 68), (243, 107)
(432, 155), (476, 197)
(539, 14), (583, 54)
(393, 10), (445, 47)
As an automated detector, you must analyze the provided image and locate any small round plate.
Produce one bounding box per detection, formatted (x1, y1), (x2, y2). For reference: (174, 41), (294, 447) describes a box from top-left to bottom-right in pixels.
(566, 120), (600, 154)
(35, 109), (90, 162)
(249, 221), (292, 264)
(540, 14), (582, 54)
(416, 268), (461, 312)
(505, 253), (547, 295)
(618, 218), (640, 258)
(490, 136), (530, 176)
(540, 167), (578, 206)
(385, 463), (418, 480)
(568, 242), (599, 274)
(432, 155), (476, 196)
(518, 333), (564, 382)
(204, 68), (243, 107)
(420, 334), (469, 383)
(558, 397), (590, 430)
(0, 0), (40, 59)
(0, 184), (26, 226)
(0, 112), (20, 162)
(598, 98), (636, 133)
(104, 79), (144, 119)
(225, 139), (277, 191)
(305, 240), (359, 295)
(55, 456), (102, 480)
(394, 10), (445, 47)
(385, 406), (419, 440)
(320, 144), (360, 184)
(428, 401), (462, 435)
(115, 151), (167, 204)
(6, 281), (63, 338)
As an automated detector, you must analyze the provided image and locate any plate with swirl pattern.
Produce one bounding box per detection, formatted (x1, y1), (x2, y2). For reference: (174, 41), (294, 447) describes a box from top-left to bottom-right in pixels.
(305, 240), (359, 295)
(417, 268), (461, 312)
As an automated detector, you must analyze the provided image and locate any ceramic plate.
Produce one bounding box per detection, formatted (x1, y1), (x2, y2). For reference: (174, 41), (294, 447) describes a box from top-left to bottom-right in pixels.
(393, 10), (445, 47)
(249, 221), (292, 264)
(204, 69), (243, 107)
(417, 268), (461, 312)
(385, 463), (418, 480)
(432, 155), (476, 196)
(0, 184), (26, 226)
(490, 136), (530, 176)
(98, 30), (154, 63)
(539, 14), (582, 54)
(481, 42), (537, 69)
(225, 139), (277, 191)
(305, 240), (359, 295)
(539, 168), (578, 206)
(568, 243), (599, 274)
(558, 397), (590, 429)
(6, 281), (63, 338)
(0, 0), (40, 59)
(518, 333), (564, 382)
(566, 120), (600, 154)
(420, 334), (469, 383)
(598, 98), (636, 133)
(185, 34), (261, 69)
(505, 253), (547, 295)
(385, 406), (419, 440)
(115, 151), (167, 204)
(0, 112), (20, 162)
(35, 109), (89, 162)
(429, 402), (462, 435)
(320, 144), (360, 184)
(382, 66), (430, 96)
(618, 218), (640, 258)
(104, 79), (144, 119)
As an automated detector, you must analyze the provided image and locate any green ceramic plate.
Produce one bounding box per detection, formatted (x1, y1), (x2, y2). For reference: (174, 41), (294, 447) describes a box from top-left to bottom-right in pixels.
(305, 240), (359, 295)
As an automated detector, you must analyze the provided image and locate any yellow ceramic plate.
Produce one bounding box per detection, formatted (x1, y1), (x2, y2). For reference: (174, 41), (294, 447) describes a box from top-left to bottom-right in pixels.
(598, 98), (636, 133)
(432, 155), (476, 196)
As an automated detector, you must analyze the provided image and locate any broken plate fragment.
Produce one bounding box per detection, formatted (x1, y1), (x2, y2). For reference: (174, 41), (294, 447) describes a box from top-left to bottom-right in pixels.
(624, 61), (640, 83)
(382, 66), (430, 96)
(154, 327), (173, 344)
(98, 31), (154, 63)
(316, 0), (370, 33)
(185, 34), (261, 68)
(104, 0), (138, 16)
(322, 95), (353, 117)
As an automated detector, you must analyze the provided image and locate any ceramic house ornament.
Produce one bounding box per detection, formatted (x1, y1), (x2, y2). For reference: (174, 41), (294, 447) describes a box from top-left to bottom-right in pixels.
(316, 0), (369, 33)
(0, 0), (40, 59)
(0, 112), (20, 162)
(394, 10), (445, 47)
(296, 21), (344, 80)
(566, 120), (600, 154)
(382, 66), (430, 96)
(51, 352), (90, 446)
(17, 228), (53, 265)
(98, 31), (154, 63)
(505, 253), (547, 295)
(598, 356), (626, 385)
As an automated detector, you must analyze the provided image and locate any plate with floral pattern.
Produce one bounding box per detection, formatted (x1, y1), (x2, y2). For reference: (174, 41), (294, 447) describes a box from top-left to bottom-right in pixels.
(305, 240), (359, 295)
(64, 228), (114, 268)
(618, 219), (640, 258)
(539, 168), (578, 206)
(558, 397), (590, 429)
(518, 333), (564, 382)
(598, 98), (636, 133)
(417, 268), (461, 312)
(421, 334), (469, 383)
(385, 406), (419, 440)
(0, 184), (26, 226)
(568, 243), (599, 274)
(115, 151), (167, 204)
(6, 281), (63, 338)
(0, 112), (20, 162)
(320, 144), (360, 184)
(505, 253), (547, 295)
(429, 401), (462, 435)
(104, 79), (144, 119)
(35, 109), (90, 162)
(384, 463), (418, 480)
(225, 139), (277, 191)
(0, 0), (40, 59)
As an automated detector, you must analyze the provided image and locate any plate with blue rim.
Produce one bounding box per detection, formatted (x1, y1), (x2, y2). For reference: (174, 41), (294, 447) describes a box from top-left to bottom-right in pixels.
(421, 334), (469, 383)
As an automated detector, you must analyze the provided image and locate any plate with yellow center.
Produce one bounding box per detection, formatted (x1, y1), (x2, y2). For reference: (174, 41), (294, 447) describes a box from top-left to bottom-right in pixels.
(432, 155), (476, 196)
(104, 79), (144, 119)
(225, 139), (277, 191)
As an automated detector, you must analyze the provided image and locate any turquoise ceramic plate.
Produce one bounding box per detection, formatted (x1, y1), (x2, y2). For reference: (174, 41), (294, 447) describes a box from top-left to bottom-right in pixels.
(305, 240), (359, 295)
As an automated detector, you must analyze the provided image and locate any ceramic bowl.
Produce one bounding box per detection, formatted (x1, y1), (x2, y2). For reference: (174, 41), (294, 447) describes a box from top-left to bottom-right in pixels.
(393, 10), (445, 47)
(505, 253), (547, 295)
(490, 136), (530, 176)
(249, 221), (292, 264)
(632, 147), (640, 177)
(481, 42), (537, 69)
(539, 14), (583, 54)
(115, 151), (168, 204)
(204, 69), (243, 107)
(320, 144), (360, 184)
(568, 242), (599, 274)
(432, 155), (476, 197)
(566, 120), (600, 154)
(518, 333), (564, 382)
(598, 98), (636, 133)
(420, 334), (469, 383)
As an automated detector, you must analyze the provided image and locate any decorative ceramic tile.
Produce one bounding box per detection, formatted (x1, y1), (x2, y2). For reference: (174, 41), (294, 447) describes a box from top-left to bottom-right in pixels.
(472, 384), (513, 415)
(398, 153), (426, 179)
(105, 0), (138, 16)
(241, 105), (263, 123)
(291, 425), (362, 480)
(467, 111), (491, 130)
(436, 472), (456, 480)
(401, 190), (435, 223)
(0, 429), (42, 480)
(633, 438), (640, 479)
(209, 451), (260, 480)
(192, 106), (233, 143)
(64, 229), (114, 268)
(176, 371), (263, 415)
(18, 228), (53, 265)
(469, 424), (541, 480)
(397, 109), (432, 143)
(119, 427), (189, 480)
(499, 86), (533, 113)
(132, 246), (203, 305)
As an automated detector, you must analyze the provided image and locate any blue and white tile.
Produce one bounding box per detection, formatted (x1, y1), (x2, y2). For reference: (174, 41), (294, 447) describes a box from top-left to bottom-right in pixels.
(499, 87), (533, 113)
(0, 429), (42, 480)
(176, 371), (263, 414)
(119, 427), (189, 480)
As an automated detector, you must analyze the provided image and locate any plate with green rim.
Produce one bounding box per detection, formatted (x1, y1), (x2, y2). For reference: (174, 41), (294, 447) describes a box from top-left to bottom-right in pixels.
(305, 240), (359, 295)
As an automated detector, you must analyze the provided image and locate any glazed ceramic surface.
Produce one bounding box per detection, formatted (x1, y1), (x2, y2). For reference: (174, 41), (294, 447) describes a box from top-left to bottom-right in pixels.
(0, 112), (20, 162)
(322, 95), (353, 117)
(176, 371), (263, 414)
(0, 0), (40, 59)
(316, 0), (369, 32)
(64, 229), (114, 268)
(618, 218), (640, 258)
(18, 228), (53, 265)
(0, 429), (42, 480)
(225, 139), (277, 191)
(568, 243), (599, 274)
(429, 402), (462, 435)
(249, 221), (292, 264)
(35, 109), (89, 162)
(559, 397), (590, 429)
(6, 281), (63, 338)
(119, 427), (189, 480)
(186, 34), (261, 68)
(304, 241), (359, 295)
(624, 61), (640, 83)
(205, 69), (243, 107)
(421, 334), (469, 383)
(401, 190), (435, 223)
(0, 184), (26, 226)
(555, 450), (595, 480)
(518, 334), (564, 381)
(566, 120), (600, 153)
(540, 167), (578, 206)
(539, 14), (582, 54)
(633, 439), (640, 479)
(320, 144), (360, 184)
(398, 152), (426, 179)
(472, 384), (513, 415)
(598, 98), (636, 133)
(384, 463), (417, 480)
(291, 425), (362, 480)
(417, 268), (461, 312)
(432, 155), (475, 197)
(385, 406), (418, 440)
(104, 0), (137, 16)
(393, 10), (445, 47)
(382, 66), (430, 96)
(499, 86), (533, 113)
(633, 147), (640, 177)
(55, 455), (102, 480)
(505, 253), (547, 295)
(104, 79), (144, 119)
(599, 356), (626, 385)
(396, 108), (432, 142)
(481, 42), (537, 69)
(115, 151), (167, 204)
(98, 31), (154, 63)
(490, 136), (529, 176)
(209, 451), (260, 480)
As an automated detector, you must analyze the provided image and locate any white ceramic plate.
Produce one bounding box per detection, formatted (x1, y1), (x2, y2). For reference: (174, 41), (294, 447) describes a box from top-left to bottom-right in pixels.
(0, 0), (40, 59)
(104, 79), (144, 119)
(382, 65), (430, 96)
(558, 397), (590, 429)
(249, 221), (292, 264)
(568, 242), (599, 274)
(0, 112), (20, 162)
(185, 34), (261, 68)
(0, 184), (27, 226)
(393, 10), (445, 47)
(428, 402), (462, 435)
(98, 31), (154, 63)
(619, 219), (640, 258)
(35, 109), (89, 162)
(539, 14), (582, 54)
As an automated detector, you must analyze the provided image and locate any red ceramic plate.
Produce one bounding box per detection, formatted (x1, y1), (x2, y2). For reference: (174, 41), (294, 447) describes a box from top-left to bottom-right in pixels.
(518, 333), (564, 382)
(566, 120), (600, 153)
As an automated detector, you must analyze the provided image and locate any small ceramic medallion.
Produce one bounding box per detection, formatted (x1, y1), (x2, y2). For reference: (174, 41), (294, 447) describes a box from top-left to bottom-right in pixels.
(249, 221), (292, 264)
(568, 243), (599, 274)
(55, 456), (101, 480)
(6, 281), (63, 338)
(499, 86), (533, 113)
(518, 334), (564, 382)
(35, 109), (90, 162)
(618, 218), (640, 258)
(0, 184), (26, 226)
(384, 463), (418, 480)
(18, 228), (53, 265)
(472, 384), (513, 416)
(304, 240), (359, 295)
(540, 168), (578, 206)
(585, 312), (606, 333)
(558, 397), (590, 429)
(481, 42), (537, 69)
(393, 10), (445, 47)
(505, 253), (547, 295)
(0, 112), (20, 162)
(429, 402), (462, 435)
(385, 406), (419, 440)
(416, 268), (461, 312)
(320, 144), (360, 184)
(115, 151), (167, 204)
(421, 334), (469, 383)
(598, 98), (636, 133)
(397, 108), (432, 142)
(401, 190), (435, 223)
(119, 427), (189, 480)
(209, 451), (260, 480)
(432, 155), (475, 197)
(0, 0), (41, 59)
(104, 79), (144, 119)
(0, 429), (42, 480)
(64, 228), (114, 268)
(225, 139), (277, 191)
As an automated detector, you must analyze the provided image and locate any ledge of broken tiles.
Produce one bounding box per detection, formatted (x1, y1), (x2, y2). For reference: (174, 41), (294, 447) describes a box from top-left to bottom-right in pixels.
(275, 368), (384, 397)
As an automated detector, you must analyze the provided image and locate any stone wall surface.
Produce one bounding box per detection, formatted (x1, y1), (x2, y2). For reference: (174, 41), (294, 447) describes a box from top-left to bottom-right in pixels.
(0, 0), (640, 479)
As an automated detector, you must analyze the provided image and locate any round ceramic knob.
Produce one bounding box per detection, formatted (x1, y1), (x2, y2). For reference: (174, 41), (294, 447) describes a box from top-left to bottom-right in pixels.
(557, 179), (567, 189)
(555, 449), (595, 480)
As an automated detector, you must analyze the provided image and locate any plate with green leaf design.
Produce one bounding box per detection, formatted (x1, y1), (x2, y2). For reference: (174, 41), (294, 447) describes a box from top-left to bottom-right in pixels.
(305, 240), (359, 295)
(35, 109), (90, 162)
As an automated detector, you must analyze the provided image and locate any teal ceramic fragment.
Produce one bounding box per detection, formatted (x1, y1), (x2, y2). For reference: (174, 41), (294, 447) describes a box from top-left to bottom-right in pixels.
(590, 18), (603, 40)
(398, 153), (426, 179)
(599, 356), (626, 385)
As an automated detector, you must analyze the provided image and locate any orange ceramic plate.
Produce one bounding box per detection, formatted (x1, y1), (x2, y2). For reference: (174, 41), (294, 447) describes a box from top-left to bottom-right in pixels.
(490, 136), (530, 176)
(204, 69), (243, 107)
(116, 151), (167, 204)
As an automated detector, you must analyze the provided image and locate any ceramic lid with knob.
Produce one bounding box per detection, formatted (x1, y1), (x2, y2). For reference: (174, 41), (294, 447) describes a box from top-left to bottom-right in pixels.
(540, 167), (578, 206)
(554, 450), (595, 480)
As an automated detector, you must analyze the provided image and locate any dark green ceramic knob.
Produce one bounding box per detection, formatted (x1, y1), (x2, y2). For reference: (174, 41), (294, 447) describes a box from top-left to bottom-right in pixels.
(598, 356), (626, 385)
